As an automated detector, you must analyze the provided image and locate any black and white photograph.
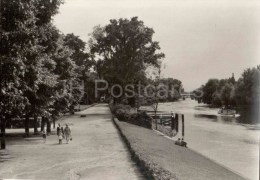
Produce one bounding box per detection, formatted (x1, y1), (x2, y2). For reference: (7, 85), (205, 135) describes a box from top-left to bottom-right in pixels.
(0, 0), (259, 179)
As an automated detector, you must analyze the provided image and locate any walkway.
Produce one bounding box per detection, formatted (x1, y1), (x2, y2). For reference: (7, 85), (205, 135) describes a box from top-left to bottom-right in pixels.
(0, 104), (143, 180)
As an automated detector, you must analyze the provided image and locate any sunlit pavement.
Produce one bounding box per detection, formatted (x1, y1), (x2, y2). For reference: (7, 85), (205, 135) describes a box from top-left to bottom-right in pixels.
(0, 104), (143, 180)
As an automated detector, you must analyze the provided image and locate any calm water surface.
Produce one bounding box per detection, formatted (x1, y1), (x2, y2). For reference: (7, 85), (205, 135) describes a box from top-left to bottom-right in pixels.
(142, 99), (259, 180)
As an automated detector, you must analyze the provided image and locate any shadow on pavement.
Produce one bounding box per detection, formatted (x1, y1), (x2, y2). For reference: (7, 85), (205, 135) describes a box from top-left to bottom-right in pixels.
(48, 143), (62, 146)
(77, 114), (112, 117)
(0, 151), (12, 163)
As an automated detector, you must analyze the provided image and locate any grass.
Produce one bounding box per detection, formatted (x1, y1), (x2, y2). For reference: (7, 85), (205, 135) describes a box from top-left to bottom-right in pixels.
(113, 117), (247, 180)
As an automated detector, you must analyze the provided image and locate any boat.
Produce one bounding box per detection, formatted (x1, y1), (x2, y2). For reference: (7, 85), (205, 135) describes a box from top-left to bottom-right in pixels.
(218, 108), (240, 117)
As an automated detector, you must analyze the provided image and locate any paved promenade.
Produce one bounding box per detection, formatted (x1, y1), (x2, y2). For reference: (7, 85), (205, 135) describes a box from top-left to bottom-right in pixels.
(0, 104), (143, 180)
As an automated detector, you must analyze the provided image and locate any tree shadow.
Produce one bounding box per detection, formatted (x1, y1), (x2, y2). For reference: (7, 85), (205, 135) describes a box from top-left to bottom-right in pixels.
(48, 142), (64, 146)
(76, 113), (112, 117)
(0, 151), (12, 163)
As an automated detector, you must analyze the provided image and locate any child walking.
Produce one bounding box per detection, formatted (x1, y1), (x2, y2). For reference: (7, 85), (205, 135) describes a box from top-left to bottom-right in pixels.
(58, 130), (63, 144)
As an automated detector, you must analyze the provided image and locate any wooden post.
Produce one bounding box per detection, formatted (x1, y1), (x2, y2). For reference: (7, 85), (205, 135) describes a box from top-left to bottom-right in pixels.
(182, 114), (185, 137)
(171, 114), (175, 130)
(175, 114), (178, 132)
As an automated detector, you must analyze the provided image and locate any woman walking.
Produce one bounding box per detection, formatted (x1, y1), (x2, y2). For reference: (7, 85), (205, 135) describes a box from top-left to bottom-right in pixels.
(42, 128), (47, 143)
(64, 124), (71, 144)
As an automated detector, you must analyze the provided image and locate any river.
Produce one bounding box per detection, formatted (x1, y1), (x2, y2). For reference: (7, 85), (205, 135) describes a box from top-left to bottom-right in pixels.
(141, 99), (259, 180)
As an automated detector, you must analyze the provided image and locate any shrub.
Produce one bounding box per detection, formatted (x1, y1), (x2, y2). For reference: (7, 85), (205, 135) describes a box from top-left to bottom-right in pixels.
(110, 103), (129, 114)
(110, 103), (152, 129)
(129, 112), (152, 129)
(115, 108), (131, 121)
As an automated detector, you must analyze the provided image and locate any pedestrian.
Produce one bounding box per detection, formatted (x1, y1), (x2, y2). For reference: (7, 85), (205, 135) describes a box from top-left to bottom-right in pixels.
(58, 130), (63, 144)
(175, 138), (181, 145)
(57, 123), (63, 135)
(180, 138), (187, 147)
(42, 128), (47, 143)
(64, 124), (71, 144)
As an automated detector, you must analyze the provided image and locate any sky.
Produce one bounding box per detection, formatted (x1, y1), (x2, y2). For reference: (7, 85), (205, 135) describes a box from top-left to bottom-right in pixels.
(54, 0), (260, 91)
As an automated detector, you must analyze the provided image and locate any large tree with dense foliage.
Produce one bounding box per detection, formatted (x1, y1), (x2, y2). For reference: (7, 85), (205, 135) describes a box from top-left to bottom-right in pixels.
(201, 79), (219, 104)
(160, 78), (182, 101)
(20, 0), (64, 135)
(89, 17), (165, 103)
(0, 0), (73, 147)
(0, 0), (40, 148)
(234, 66), (260, 106)
(64, 33), (94, 107)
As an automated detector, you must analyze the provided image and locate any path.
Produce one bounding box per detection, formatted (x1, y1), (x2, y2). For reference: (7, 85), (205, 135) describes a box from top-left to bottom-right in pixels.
(0, 104), (143, 180)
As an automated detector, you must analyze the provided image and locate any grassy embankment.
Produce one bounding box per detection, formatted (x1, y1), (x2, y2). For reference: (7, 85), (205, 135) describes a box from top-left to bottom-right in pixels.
(113, 117), (246, 180)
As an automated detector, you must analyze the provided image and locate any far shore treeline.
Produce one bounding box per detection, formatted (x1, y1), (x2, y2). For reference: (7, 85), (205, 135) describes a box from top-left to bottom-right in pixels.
(193, 66), (260, 124)
(0, 0), (183, 149)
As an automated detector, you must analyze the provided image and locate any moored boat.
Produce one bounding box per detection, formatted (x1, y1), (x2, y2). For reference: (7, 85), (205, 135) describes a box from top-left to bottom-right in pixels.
(218, 108), (240, 117)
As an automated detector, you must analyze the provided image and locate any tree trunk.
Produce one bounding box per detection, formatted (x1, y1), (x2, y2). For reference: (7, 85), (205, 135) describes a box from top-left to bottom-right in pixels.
(46, 118), (51, 134)
(1, 120), (6, 134)
(33, 114), (38, 134)
(41, 116), (45, 131)
(0, 118), (6, 149)
(24, 115), (30, 137)
(53, 117), (55, 129)
(70, 105), (75, 115)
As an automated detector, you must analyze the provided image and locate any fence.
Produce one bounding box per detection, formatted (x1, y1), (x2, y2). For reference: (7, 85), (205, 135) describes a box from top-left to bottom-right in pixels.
(147, 112), (185, 138)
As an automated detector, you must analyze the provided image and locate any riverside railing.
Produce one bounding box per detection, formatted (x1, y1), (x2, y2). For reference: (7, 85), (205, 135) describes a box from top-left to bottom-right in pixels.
(146, 112), (185, 138)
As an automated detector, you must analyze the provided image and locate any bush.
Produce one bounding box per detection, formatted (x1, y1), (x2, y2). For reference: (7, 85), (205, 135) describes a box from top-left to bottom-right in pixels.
(129, 112), (152, 129)
(111, 103), (129, 113)
(115, 108), (131, 121)
(110, 103), (152, 129)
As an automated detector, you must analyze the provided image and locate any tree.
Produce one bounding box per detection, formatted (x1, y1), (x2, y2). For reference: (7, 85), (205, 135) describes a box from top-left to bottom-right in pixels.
(234, 66), (260, 106)
(160, 78), (182, 101)
(201, 79), (219, 104)
(144, 64), (167, 130)
(64, 33), (94, 107)
(20, 1), (63, 135)
(219, 82), (235, 107)
(89, 17), (165, 104)
(1, 0), (65, 140)
(50, 34), (77, 123)
(0, 0), (37, 148)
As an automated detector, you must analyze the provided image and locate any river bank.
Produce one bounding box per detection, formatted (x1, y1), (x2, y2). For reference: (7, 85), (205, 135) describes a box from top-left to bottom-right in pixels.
(113, 117), (246, 180)
(140, 99), (259, 180)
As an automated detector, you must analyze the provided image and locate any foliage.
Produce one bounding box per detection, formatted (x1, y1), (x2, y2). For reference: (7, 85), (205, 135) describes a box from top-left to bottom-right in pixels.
(0, 0), (92, 143)
(201, 79), (219, 104)
(129, 112), (152, 129)
(196, 66), (260, 108)
(160, 78), (182, 101)
(1, 0), (37, 122)
(110, 104), (152, 129)
(234, 66), (260, 106)
(89, 17), (165, 102)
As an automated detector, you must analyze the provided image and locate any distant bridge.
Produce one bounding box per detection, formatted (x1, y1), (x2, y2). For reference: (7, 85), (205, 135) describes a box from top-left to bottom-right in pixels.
(180, 92), (191, 98)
